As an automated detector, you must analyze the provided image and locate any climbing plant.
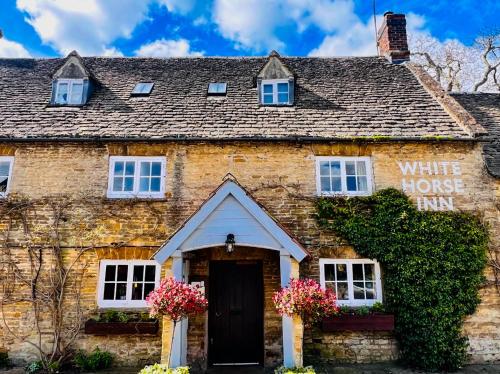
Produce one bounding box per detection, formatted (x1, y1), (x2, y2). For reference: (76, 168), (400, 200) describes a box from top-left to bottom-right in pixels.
(316, 189), (488, 372)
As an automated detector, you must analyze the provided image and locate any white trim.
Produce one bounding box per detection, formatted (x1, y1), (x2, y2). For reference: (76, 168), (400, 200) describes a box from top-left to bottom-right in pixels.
(315, 156), (374, 196)
(319, 258), (382, 307)
(280, 253), (295, 368)
(97, 260), (161, 308)
(0, 156), (14, 198)
(54, 79), (84, 105)
(154, 181), (308, 263)
(107, 156), (166, 199)
(261, 79), (290, 105)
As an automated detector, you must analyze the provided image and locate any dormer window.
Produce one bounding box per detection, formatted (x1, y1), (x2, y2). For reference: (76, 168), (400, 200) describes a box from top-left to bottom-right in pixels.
(261, 80), (290, 105)
(55, 79), (84, 105)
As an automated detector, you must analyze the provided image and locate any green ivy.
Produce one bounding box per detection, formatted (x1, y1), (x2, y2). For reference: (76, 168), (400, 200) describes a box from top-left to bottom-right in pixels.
(316, 189), (488, 371)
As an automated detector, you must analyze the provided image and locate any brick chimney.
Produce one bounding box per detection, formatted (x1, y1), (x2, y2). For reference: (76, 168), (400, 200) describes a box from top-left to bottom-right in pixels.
(377, 11), (410, 63)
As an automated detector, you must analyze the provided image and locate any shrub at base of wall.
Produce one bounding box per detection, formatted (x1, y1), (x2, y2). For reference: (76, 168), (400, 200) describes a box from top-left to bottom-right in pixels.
(316, 188), (488, 372)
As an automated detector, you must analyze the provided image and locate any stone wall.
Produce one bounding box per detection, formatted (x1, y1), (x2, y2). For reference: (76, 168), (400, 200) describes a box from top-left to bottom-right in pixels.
(0, 141), (498, 366)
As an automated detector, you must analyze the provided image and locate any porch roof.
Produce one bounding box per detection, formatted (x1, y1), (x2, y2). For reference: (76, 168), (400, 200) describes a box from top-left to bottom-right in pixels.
(153, 179), (309, 263)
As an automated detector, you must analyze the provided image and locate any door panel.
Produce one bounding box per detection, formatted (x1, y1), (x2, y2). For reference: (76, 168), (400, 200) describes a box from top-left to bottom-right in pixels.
(208, 261), (264, 365)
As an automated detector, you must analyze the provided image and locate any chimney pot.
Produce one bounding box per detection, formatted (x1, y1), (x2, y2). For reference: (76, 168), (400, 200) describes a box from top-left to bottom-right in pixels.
(377, 12), (410, 63)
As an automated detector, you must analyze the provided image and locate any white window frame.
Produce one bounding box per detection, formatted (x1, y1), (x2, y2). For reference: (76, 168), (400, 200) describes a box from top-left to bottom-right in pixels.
(319, 258), (383, 307)
(54, 79), (84, 105)
(315, 156), (374, 196)
(97, 260), (161, 308)
(261, 79), (290, 105)
(0, 156), (14, 198)
(107, 156), (166, 199)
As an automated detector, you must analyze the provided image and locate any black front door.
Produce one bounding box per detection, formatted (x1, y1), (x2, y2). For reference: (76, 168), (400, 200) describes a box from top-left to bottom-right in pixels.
(208, 261), (264, 365)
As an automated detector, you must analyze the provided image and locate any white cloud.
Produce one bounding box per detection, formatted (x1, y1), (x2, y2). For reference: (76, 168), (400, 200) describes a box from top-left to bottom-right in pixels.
(135, 38), (204, 57)
(16, 0), (151, 56)
(157, 0), (197, 15)
(0, 37), (31, 57)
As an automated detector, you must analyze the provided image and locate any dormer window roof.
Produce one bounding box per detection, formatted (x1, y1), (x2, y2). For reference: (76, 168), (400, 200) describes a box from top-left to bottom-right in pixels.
(50, 51), (95, 106)
(256, 51), (294, 106)
(131, 82), (154, 96)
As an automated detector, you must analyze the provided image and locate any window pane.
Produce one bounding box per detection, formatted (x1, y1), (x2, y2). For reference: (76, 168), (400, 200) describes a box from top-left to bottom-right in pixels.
(132, 283), (143, 300)
(353, 281), (365, 299)
(116, 283), (127, 300)
(278, 93), (288, 103)
(357, 161), (367, 175)
(365, 282), (376, 299)
(337, 282), (349, 300)
(125, 162), (135, 176)
(140, 162), (151, 176)
(336, 264), (348, 281)
(0, 176), (7, 192)
(324, 264), (335, 281)
(263, 84), (273, 94)
(105, 265), (116, 281)
(56, 83), (68, 103)
(319, 161), (330, 176)
(144, 283), (155, 298)
(277, 83), (288, 92)
(70, 83), (83, 104)
(330, 161), (341, 176)
(117, 265), (128, 281)
(113, 177), (123, 192)
(331, 177), (342, 192)
(150, 177), (161, 192)
(133, 265), (144, 282)
(346, 176), (357, 191)
(357, 176), (368, 192)
(151, 162), (161, 176)
(114, 161), (124, 175)
(325, 282), (335, 291)
(353, 264), (364, 280)
(345, 161), (356, 175)
(263, 94), (273, 104)
(0, 161), (10, 176)
(124, 177), (134, 191)
(320, 177), (330, 192)
(139, 177), (149, 192)
(103, 283), (115, 300)
(364, 264), (375, 280)
(145, 266), (156, 282)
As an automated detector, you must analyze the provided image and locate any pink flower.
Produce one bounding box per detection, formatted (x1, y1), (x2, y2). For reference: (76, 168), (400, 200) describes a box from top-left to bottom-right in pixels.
(273, 278), (339, 327)
(146, 277), (208, 322)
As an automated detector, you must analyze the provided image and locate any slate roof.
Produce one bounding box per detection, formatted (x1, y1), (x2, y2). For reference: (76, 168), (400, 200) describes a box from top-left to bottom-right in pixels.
(0, 56), (473, 141)
(452, 93), (500, 178)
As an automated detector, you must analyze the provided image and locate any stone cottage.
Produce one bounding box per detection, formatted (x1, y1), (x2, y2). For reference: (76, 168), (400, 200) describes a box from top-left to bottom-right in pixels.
(0, 12), (499, 370)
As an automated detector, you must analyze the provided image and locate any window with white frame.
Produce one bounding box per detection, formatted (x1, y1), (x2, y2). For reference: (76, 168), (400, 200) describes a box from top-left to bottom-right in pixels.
(316, 157), (373, 196)
(98, 260), (161, 308)
(107, 156), (166, 198)
(319, 259), (382, 306)
(261, 79), (290, 105)
(0, 157), (14, 197)
(54, 79), (84, 105)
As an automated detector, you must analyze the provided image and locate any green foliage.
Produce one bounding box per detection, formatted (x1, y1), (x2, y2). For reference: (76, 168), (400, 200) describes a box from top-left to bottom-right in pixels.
(74, 347), (113, 372)
(25, 361), (44, 374)
(0, 352), (10, 368)
(371, 302), (385, 313)
(138, 364), (190, 374)
(274, 366), (316, 374)
(316, 188), (488, 371)
(94, 309), (131, 323)
(355, 306), (370, 316)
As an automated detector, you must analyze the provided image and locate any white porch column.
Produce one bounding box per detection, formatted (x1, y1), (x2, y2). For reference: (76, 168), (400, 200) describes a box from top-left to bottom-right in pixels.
(280, 253), (295, 368)
(170, 250), (187, 367)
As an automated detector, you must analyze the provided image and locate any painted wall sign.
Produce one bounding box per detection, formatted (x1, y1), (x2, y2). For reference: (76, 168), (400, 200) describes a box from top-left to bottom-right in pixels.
(397, 161), (464, 211)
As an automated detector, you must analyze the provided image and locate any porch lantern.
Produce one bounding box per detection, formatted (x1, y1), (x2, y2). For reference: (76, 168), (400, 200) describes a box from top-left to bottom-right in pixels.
(225, 233), (235, 253)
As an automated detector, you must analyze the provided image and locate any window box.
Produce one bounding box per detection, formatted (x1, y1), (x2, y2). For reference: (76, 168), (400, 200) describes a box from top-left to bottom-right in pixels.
(84, 319), (159, 335)
(322, 313), (394, 332)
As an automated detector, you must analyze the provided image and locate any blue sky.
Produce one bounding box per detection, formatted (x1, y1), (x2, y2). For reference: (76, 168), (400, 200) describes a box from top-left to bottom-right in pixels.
(0, 0), (498, 58)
